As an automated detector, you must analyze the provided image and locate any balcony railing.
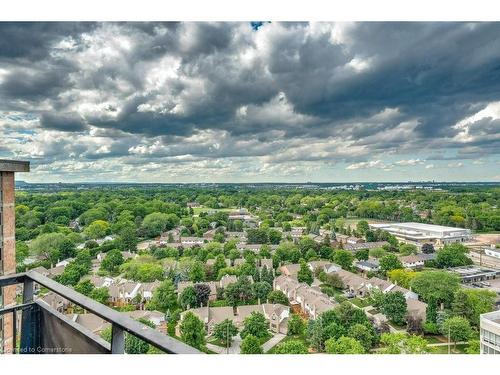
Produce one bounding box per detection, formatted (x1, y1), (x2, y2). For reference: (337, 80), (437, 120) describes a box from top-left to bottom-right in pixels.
(0, 270), (201, 354)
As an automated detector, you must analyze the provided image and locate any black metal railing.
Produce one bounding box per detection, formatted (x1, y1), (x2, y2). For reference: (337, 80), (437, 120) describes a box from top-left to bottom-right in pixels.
(0, 271), (201, 354)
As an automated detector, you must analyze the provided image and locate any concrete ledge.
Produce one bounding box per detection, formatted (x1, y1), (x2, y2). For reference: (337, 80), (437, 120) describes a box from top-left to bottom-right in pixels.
(0, 159), (30, 172)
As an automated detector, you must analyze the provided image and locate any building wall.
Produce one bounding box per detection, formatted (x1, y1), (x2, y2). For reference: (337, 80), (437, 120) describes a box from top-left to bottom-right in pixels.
(1, 172), (16, 353)
(480, 311), (500, 354)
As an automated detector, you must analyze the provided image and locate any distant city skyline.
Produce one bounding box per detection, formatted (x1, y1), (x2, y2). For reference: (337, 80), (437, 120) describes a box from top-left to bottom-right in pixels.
(1, 22), (499, 183)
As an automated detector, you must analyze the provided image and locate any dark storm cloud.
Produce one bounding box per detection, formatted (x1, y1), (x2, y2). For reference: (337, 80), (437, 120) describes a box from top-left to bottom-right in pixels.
(0, 22), (96, 60)
(0, 21), (499, 172)
(40, 112), (87, 132)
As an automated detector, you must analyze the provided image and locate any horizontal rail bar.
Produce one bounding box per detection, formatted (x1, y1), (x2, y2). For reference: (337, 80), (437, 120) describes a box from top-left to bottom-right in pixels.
(0, 302), (34, 316)
(0, 272), (26, 288)
(25, 271), (201, 354)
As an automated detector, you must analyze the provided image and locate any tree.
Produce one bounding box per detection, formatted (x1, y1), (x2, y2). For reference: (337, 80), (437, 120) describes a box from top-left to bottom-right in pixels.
(435, 243), (472, 268)
(89, 287), (109, 305)
(441, 316), (472, 348)
(356, 220), (370, 236)
(193, 283), (211, 307)
(142, 212), (179, 237)
(387, 269), (416, 289)
(379, 332), (428, 354)
(355, 249), (369, 261)
(322, 272), (344, 289)
(29, 232), (68, 264)
(118, 225), (138, 252)
(325, 336), (365, 354)
(240, 335), (263, 354)
(84, 220), (110, 240)
(347, 323), (377, 352)
(180, 312), (206, 350)
(189, 261), (206, 282)
(100, 249), (124, 274)
(297, 259), (313, 285)
(268, 229), (282, 245)
(274, 340), (309, 354)
(213, 319), (238, 347)
(381, 292), (407, 325)
(421, 243), (435, 254)
(465, 339), (480, 354)
(225, 276), (256, 307)
(125, 318), (155, 354)
(240, 312), (269, 339)
(75, 280), (94, 296)
(410, 271), (460, 307)
(179, 286), (198, 310)
(212, 254), (227, 279)
(452, 289), (496, 326)
(267, 290), (289, 305)
(120, 261), (164, 282)
(287, 314), (306, 336)
(252, 281), (272, 302)
(399, 244), (417, 256)
(246, 228), (269, 244)
(379, 254), (403, 274)
(332, 250), (354, 270)
(150, 280), (177, 312)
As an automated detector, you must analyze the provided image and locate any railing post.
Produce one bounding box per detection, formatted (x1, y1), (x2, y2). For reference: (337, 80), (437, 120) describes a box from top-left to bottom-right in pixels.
(111, 324), (125, 354)
(20, 278), (35, 353)
(23, 279), (34, 303)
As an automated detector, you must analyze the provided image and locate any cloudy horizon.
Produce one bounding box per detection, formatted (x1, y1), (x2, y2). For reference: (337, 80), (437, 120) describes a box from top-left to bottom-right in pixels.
(1, 22), (499, 183)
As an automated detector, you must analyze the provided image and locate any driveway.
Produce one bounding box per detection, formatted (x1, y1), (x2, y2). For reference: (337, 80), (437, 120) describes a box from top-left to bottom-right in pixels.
(262, 333), (286, 353)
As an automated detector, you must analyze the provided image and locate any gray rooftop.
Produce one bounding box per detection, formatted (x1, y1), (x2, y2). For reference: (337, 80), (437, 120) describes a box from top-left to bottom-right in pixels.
(0, 159), (30, 172)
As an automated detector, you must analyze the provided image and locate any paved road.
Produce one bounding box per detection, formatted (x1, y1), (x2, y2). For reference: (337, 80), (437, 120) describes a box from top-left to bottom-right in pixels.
(262, 333), (286, 353)
(427, 341), (468, 347)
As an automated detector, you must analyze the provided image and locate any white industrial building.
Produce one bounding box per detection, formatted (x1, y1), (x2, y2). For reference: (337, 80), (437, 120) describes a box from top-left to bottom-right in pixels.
(485, 246), (500, 259)
(369, 222), (472, 248)
(480, 310), (500, 354)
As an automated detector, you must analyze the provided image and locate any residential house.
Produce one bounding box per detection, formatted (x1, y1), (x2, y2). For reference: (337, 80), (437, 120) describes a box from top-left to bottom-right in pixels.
(226, 231), (247, 242)
(399, 253), (435, 269)
(72, 310), (166, 336)
(38, 292), (72, 313)
(260, 258), (274, 271)
(279, 264), (301, 277)
(291, 227), (306, 241)
(344, 241), (389, 252)
(89, 275), (115, 288)
(179, 303), (290, 336)
(233, 258), (246, 267)
(219, 274), (238, 289)
(273, 275), (336, 319)
(236, 243), (278, 253)
(236, 304), (289, 334)
(179, 306), (234, 336)
(140, 281), (161, 302)
(108, 281), (142, 306)
(160, 228), (182, 244)
(347, 237), (364, 244)
(355, 259), (380, 273)
(206, 258), (231, 267)
(180, 237), (205, 247)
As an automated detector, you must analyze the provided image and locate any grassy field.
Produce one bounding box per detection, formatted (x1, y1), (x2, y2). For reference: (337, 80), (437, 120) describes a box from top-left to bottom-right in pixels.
(427, 344), (468, 354)
(351, 297), (370, 308)
(266, 334), (309, 354)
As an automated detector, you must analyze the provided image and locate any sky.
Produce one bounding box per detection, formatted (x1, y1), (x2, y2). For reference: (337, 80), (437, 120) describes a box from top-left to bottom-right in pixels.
(0, 22), (499, 183)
